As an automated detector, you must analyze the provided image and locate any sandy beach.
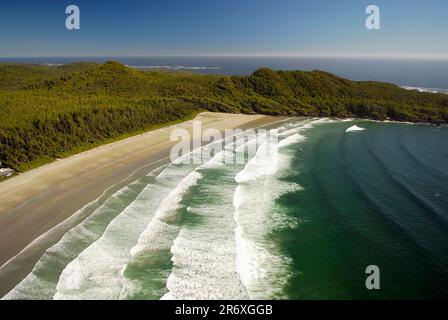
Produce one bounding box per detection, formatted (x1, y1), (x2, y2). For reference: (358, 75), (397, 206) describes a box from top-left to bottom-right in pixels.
(0, 112), (280, 295)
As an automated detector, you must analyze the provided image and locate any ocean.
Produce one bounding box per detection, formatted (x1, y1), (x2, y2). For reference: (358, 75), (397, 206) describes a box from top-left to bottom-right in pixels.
(2, 56), (448, 92)
(2, 119), (447, 299)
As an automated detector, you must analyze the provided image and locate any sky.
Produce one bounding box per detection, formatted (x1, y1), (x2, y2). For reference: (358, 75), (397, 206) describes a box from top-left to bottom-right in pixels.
(0, 0), (447, 58)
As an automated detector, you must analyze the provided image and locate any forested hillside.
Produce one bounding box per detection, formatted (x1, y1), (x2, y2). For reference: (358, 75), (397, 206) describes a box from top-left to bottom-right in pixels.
(1, 61), (447, 171)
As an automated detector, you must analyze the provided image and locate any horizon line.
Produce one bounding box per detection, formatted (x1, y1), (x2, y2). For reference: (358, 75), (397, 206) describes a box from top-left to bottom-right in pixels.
(1, 52), (448, 60)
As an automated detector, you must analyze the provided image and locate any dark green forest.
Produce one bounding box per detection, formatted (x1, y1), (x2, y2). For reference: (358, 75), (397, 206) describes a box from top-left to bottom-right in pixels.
(1, 61), (447, 171)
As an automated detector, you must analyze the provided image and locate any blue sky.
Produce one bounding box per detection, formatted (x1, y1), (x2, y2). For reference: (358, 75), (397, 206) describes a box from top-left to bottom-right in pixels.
(0, 0), (447, 58)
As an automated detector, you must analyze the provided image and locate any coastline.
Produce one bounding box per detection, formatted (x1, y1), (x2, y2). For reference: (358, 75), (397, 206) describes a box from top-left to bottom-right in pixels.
(0, 112), (283, 296)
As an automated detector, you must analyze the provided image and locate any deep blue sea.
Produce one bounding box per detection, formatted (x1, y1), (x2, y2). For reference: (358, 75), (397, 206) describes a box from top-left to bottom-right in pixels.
(2, 56), (448, 91)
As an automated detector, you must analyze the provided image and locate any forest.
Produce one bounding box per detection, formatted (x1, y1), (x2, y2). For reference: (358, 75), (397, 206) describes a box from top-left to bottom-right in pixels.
(1, 61), (447, 171)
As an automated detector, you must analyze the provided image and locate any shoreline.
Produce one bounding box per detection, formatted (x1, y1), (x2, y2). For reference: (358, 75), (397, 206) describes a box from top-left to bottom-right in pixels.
(0, 112), (283, 296)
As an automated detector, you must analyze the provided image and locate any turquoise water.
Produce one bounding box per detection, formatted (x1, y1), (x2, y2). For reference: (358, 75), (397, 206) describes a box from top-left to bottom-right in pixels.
(1, 119), (447, 299)
(278, 121), (448, 299)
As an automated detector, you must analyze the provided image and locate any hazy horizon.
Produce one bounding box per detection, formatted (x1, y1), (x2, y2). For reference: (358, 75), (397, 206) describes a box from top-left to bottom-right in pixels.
(2, 54), (448, 60)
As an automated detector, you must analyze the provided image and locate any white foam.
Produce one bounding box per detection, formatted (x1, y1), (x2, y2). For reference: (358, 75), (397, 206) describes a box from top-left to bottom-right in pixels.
(234, 122), (312, 184)
(126, 65), (221, 71)
(233, 178), (299, 299)
(2, 175), (153, 300)
(278, 128), (298, 138)
(235, 139), (279, 184)
(129, 139), (245, 258)
(161, 204), (248, 299)
(200, 148), (229, 169)
(160, 133), (270, 300)
(120, 135), (260, 299)
(54, 158), (202, 300)
(401, 86), (448, 94)
(8, 121), (295, 300)
(162, 131), (284, 299)
(278, 133), (306, 148)
(232, 128), (306, 299)
(54, 183), (165, 299)
(130, 171), (202, 257)
(346, 125), (366, 132)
